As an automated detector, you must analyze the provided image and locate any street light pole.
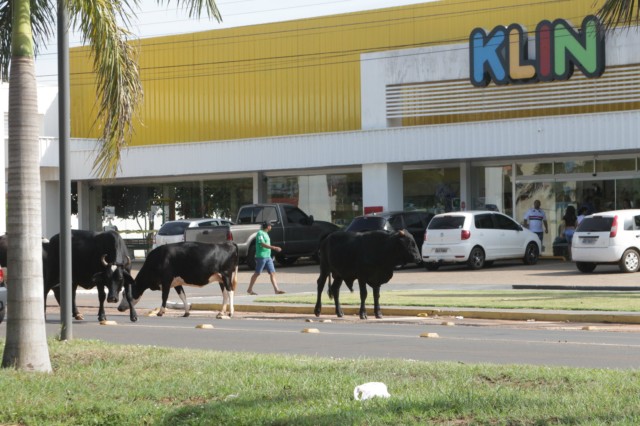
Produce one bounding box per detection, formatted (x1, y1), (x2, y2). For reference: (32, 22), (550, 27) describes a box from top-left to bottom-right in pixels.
(58, 0), (72, 340)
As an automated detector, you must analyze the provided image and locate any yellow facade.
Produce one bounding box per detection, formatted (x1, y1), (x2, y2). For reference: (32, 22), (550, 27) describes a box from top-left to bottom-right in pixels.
(69, 0), (605, 146)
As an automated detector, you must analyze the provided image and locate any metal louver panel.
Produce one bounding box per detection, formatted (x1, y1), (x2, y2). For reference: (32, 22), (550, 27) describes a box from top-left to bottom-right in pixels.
(386, 65), (640, 119)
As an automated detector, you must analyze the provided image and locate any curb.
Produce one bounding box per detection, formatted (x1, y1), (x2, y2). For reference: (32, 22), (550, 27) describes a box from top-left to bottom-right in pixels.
(189, 303), (640, 324)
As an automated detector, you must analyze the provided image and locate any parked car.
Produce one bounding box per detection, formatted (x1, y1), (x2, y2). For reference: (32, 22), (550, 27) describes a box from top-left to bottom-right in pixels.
(422, 211), (540, 270)
(571, 209), (640, 273)
(153, 218), (233, 249)
(345, 210), (434, 249)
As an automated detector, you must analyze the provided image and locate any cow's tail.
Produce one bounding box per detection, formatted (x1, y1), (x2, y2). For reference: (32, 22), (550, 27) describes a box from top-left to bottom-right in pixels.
(231, 243), (239, 292)
(327, 273), (334, 299)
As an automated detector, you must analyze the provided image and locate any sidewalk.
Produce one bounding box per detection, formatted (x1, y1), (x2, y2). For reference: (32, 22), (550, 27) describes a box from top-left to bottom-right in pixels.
(135, 258), (640, 325)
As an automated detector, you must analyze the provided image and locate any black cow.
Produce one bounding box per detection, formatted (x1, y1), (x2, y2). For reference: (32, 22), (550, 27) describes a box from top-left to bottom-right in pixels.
(315, 230), (422, 319)
(45, 230), (136, 322)
(117, 241), (239, 320)
(0, 234), (50, 285)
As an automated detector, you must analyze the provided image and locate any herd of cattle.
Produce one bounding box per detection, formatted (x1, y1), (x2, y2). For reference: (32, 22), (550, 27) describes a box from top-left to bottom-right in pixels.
(0, 228), (421, 322)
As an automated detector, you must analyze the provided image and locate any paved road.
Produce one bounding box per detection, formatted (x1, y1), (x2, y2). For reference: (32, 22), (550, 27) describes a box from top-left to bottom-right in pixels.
(37, 310), (640, 369)
(6, 258), (634, 369)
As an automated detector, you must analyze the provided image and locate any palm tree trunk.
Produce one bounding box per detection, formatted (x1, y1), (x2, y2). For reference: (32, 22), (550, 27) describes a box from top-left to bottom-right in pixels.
(1, 2), (51, 370)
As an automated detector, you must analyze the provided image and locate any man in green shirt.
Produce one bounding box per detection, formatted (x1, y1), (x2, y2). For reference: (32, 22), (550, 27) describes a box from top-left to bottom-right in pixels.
(247, 222), (286, 295)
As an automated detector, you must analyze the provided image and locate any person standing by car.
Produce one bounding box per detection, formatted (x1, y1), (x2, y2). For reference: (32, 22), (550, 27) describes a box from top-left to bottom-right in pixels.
(523, 200), (548, 248)
(247, 222), (286, 295)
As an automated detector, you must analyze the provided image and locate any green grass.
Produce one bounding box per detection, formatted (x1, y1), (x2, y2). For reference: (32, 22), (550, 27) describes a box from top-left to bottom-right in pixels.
(260, 290), (640, 311)
(1, 339), (639, 425)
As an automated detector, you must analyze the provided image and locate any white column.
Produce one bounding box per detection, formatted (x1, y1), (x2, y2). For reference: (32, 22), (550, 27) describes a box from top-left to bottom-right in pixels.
(77, 182), (91, 230)
(42, 180), (60, 239)
(362, 163), (403, 213)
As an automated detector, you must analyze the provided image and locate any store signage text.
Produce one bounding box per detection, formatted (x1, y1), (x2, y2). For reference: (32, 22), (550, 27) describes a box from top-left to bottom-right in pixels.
(469, 15), (605, 87)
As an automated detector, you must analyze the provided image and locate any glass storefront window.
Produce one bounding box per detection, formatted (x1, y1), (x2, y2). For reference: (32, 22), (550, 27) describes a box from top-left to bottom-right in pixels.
(100, 178), (253, 233)
(516, 162), (553, 176)
(403, 168), (460, 213)
(554, 160), (593, 174)
(267, 173), (362, 227)
(596, 158), (636, 173)
(471, 165), (513, 216)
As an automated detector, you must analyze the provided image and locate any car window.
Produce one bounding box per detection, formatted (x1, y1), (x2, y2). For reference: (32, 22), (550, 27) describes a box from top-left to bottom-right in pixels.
(576, 216), (614, 232)
(237, 208), (255, 224)
(158, 222), (189, 236)
(284, 205), (308, 224)
(399, 213), (423, 228)
(635, 216), (640, 229)
(624, 217), (634, 231)
(346, 217), (386, 232)
(256, 206), (278, 223)
(475, 214), (495, 229)
(428, 216), (465, 230)
(494, 214), (520, 231)
(197, 221), (217, 227)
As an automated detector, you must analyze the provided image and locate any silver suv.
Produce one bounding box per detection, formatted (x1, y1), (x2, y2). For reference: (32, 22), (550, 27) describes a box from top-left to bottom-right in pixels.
(572, 209), (640, 273)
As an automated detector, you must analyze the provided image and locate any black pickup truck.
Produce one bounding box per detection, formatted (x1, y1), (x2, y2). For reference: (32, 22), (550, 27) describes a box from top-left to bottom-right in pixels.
(185, 203), (339, 269)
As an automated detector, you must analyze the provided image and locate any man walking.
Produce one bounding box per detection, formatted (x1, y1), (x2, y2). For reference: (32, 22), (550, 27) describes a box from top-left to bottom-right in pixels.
(247, 222), (286, 295)
(523, 199), (548, 248)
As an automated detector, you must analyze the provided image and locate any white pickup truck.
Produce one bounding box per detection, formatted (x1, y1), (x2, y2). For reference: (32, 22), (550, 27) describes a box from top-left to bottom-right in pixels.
(185, 203), (339, 269)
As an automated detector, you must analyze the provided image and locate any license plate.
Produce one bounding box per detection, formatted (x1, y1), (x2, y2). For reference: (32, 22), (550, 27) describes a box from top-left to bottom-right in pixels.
(434, 248), (448, 253)
(581, 237), (597, 245)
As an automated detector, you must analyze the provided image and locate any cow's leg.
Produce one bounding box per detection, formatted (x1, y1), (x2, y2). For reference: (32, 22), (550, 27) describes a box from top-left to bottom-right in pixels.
(372, 285), (383, 319)
(175, 286), (190, 317)
(72, 285), (83, 320)
(124, 275), (138, 322)
(331, 278), (345, 318)
(96, 285), (107, 322)
(358, 280), (368, 320)
(118, 274), (138, 322)
(158, 283), (171, 317)
(314, 271), (329, 317)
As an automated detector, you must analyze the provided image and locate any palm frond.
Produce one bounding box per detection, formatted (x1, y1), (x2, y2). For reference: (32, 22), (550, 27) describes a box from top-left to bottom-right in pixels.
(68, 0), (143, 179)
(0, 0), (55, 82)
(159, 0), (222, 21)
(596, 0), (640, 31)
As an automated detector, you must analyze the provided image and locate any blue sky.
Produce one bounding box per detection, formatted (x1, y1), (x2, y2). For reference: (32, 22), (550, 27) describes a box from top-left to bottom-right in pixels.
(36, 0), (435, 85)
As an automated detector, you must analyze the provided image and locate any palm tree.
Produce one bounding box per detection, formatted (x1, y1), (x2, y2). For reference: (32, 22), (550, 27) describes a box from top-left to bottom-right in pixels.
(597, 0), (640, 30)
(0, 0), (220, 371)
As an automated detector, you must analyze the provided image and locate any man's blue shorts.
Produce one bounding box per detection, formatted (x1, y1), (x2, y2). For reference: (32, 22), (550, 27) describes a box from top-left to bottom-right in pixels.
(255, 257), (276, 274)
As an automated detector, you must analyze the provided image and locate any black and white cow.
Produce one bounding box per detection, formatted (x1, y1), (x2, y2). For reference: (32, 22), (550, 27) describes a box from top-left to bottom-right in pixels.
(118, 241), (239, 319)
(45, 230), (136, 322)
(314, 230), (422, 319)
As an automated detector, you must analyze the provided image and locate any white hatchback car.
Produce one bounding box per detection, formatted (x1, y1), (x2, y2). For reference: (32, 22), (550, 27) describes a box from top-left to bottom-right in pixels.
(572, 209), (640, 273)
(153, 218), (233, 249)
(422, 211), (541, 270)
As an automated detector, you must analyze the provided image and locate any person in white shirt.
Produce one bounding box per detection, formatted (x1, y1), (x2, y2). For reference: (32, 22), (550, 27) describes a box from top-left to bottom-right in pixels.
(523, 200), (548, 246)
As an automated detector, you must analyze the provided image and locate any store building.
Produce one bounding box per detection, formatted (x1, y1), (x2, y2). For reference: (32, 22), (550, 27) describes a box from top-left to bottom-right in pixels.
(22, 1), (640, 254)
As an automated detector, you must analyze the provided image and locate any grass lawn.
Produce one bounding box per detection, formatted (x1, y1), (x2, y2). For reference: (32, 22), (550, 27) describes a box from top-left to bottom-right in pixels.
(261, 290), (640, 311)
(0, 339), (639, 425)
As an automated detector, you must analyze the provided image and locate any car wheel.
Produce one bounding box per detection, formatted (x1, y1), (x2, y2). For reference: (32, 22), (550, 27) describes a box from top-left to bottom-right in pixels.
(467, 246), (485, 270)
(619, 249), (640, 273)
(483, 261), (494, 267)
(576, 262), (596, 273)
(424, 263), (439, 271)
(246, 243), (256, 271)
(523, 242), (540, 265)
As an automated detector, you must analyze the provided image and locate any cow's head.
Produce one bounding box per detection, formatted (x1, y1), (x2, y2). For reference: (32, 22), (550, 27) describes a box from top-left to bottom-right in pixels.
(93, 254), (132, 303)
(392, 230), (422, 265)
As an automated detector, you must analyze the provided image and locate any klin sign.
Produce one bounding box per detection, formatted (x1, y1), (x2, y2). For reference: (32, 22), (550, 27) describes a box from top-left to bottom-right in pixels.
(469, 16), (605, 87)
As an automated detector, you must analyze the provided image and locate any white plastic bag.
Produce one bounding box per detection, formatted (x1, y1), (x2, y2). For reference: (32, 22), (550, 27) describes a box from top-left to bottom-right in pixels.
(353, 382), (390, 401)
